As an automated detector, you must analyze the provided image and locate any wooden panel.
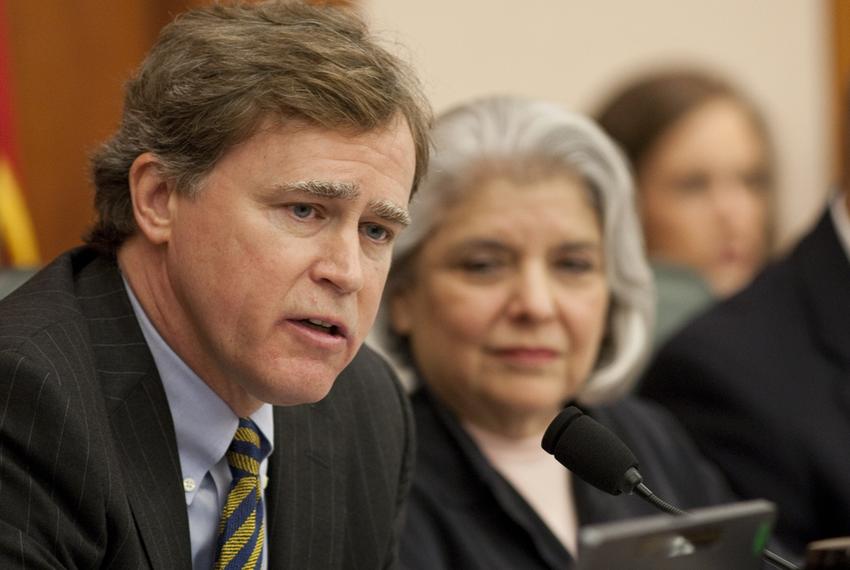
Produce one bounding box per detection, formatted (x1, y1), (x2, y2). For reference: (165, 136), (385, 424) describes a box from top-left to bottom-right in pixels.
(6, 2), (159, 260)
(155, 0), (215, 29)
(833, 0), (850, 185)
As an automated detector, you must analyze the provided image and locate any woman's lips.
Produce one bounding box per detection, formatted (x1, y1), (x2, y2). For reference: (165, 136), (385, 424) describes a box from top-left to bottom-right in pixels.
(489, 347), (560, 366)
(718, 250), (746, 264)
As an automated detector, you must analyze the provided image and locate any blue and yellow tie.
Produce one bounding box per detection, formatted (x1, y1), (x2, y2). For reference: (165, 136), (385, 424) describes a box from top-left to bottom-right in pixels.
(214, 418), (268, 570)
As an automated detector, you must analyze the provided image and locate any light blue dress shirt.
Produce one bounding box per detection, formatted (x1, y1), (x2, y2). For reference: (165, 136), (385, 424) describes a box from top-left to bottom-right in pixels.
(124, 281), (274, 570)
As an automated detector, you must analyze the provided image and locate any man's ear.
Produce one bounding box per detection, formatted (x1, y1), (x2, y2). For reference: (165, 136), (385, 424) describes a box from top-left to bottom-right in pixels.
(129, 152), (176, 245)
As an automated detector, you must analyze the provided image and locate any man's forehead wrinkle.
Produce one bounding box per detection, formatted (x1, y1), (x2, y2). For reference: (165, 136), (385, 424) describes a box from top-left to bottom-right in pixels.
(283, 180), (359, 199)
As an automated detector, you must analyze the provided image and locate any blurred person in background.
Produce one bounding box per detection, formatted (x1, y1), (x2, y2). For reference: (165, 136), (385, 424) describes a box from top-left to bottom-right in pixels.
(640, 84), (850, 553)
(373, 96), (738, 569)
(595, 70), (774, 347)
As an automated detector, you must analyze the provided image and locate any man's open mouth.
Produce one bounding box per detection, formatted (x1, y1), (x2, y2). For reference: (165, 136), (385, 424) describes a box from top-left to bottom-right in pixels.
(299, 318), (343, 337)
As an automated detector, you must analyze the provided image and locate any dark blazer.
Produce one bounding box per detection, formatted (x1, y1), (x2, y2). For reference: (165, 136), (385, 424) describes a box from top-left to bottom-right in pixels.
(640, 210), (850, 554)
(400, 388), (737, 569)
(0, 247), (414, 569)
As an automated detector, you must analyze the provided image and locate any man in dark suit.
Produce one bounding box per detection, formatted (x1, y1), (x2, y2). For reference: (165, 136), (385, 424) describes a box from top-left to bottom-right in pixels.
(0, 2), (430, 568)
(640, 192), (850, 555)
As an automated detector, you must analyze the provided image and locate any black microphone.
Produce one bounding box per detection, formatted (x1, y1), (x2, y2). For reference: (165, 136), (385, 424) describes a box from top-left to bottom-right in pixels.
(541, 405), (798, 570)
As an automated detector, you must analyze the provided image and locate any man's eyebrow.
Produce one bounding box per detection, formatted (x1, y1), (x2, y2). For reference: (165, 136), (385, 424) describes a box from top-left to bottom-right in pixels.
(369, 199), (410, 227)
(277, 180), (409, 226)
(280, 180), (359, 199)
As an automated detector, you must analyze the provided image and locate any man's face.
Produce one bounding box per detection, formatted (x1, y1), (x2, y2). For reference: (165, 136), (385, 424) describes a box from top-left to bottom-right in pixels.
(161, 117), (415, 413)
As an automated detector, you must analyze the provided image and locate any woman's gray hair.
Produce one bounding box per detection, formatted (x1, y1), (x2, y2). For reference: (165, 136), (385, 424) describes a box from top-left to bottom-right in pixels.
(374, 95), (654, 404)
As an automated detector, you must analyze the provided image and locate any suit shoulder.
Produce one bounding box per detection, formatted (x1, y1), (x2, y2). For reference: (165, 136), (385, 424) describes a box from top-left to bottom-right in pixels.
(336, 344), (405, 397)
(320, 344), (411, 432)
(0, 249), (100, 353)
(655, 255), (800, 365)
(346, 343), (396, 375)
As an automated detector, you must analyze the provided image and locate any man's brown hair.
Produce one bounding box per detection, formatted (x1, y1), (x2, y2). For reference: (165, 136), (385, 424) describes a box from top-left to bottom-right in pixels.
(87, 1), (430, 252)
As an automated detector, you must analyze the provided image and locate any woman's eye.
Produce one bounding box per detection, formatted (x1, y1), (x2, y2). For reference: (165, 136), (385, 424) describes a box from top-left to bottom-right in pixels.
(742, 170), (770, 193)
(556, 258), (594, 273)
(459, 258), (505, 273)
(674, 173), (710, 195)
(362, 223), (391, 243)
(289, 204), (316, 219)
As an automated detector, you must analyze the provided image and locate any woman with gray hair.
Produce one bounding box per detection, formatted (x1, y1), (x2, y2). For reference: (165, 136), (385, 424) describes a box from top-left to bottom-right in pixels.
(374, 96), (736, 568)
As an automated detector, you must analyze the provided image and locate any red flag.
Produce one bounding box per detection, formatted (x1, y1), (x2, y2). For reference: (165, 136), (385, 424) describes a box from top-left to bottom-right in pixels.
(0, 0), (39, 266)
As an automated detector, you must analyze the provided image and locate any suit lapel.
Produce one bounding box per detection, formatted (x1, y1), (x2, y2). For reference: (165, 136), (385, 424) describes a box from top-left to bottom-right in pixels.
(266, 398), (341, 568)
(77, 254), (192, 569)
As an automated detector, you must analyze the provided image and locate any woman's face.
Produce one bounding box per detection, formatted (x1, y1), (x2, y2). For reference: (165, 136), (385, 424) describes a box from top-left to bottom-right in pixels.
(391, 175), (609, 437)
(638, 98), (770, 296)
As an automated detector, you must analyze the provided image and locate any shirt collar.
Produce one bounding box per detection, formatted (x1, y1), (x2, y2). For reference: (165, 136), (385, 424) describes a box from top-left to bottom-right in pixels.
(122, 278), (274, 501)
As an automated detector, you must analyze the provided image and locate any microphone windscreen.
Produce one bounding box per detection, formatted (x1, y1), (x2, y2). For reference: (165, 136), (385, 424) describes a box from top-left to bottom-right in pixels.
(542, 406), (639, 495)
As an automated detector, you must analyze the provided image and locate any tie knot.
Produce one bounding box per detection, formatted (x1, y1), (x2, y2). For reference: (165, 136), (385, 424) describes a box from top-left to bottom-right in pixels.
(226, 417), (266, 478)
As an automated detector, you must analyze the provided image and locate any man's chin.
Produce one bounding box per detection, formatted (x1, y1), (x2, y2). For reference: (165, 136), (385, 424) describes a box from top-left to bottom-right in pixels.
(257, 367), (342, 407)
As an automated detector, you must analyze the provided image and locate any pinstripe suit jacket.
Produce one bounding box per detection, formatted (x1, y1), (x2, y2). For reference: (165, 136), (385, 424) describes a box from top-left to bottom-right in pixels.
(0, 247), (414, 569)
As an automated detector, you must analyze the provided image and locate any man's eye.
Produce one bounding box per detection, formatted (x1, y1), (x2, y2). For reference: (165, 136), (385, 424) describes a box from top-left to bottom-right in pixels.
(289, 204), (316, 219)
(362, 223), (391, 243)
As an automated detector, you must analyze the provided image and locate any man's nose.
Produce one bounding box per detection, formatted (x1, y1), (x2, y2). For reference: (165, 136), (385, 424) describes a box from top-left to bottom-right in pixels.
(311, 227), (365, 294)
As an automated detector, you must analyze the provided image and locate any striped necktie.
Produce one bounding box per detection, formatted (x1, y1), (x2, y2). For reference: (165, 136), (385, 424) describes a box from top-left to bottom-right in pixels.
(214, 418), (268, 570)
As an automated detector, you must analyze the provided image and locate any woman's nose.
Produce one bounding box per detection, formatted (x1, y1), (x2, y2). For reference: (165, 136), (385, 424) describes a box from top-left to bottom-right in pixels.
(712, 179), (764, 228)
(507, 263), (557, 322)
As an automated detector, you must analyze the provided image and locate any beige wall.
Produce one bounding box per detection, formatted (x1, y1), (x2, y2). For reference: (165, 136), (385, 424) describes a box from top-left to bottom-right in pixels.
(365, 0), (830, 250)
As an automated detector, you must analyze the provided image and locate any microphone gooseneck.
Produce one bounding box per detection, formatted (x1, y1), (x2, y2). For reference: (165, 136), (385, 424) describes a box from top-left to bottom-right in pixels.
(542, 406), (799, 570)
(634, 482), (687, 516)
